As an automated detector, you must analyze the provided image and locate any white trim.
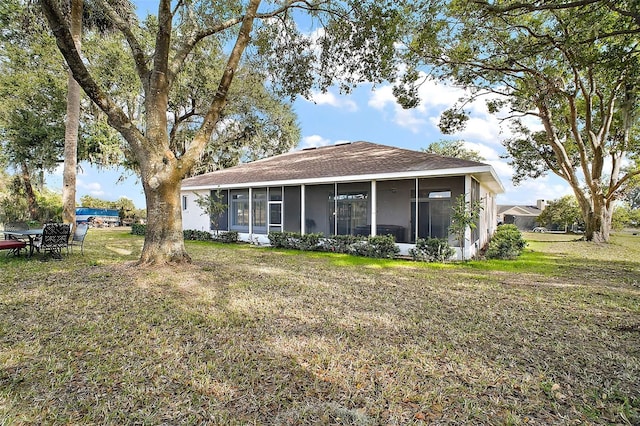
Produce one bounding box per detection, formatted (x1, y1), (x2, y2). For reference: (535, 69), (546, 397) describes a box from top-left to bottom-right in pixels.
(371, 180), (377, 236)
(300, 185), (306, 234)
(182, 165), (504, 194)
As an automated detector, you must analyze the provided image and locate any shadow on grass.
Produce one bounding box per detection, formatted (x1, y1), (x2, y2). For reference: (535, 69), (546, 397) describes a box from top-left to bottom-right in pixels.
(1, 230), (639, 424)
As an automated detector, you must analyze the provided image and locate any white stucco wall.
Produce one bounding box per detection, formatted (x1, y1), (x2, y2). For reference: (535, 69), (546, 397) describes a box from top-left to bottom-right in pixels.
(181, 190), (211, 231)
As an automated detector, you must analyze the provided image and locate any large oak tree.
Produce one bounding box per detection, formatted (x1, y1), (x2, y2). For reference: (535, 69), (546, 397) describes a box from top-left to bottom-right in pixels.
(40, 0), (407, 264)
(403, 0), (640, 242)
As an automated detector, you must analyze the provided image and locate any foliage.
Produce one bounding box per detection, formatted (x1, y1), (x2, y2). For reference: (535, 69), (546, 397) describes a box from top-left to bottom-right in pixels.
(486, 224), (527, 260)
(268, 232), (323, 251)
(268, 232), (400, 259)
(409, 237), (455, 262)
(0, 2), (67, 178)
(536, 196), (583, 232)
(448, 193), (483, 260)
(612, 204), (640, 230)
(320, 234), (362, 253)
(35, 188), (63, 223)
(403, 0), (640, 243)
(349, 235), (400, 259)
(212, 230), (238, 244)
(40, 0), (412, 264)
(194, 189), (228, 232)
(183, 229), (212, 241)
(0, 176), (30, 223)
(130, 223), (146, 236)
(422, 139), (485, 162)
(182, 229), (238, 244)
(0, 175), (61, 223)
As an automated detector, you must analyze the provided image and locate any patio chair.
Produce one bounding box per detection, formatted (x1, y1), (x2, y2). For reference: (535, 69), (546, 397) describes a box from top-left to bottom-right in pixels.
(34, 223), (71, 260)
(68, 223), (89, 254)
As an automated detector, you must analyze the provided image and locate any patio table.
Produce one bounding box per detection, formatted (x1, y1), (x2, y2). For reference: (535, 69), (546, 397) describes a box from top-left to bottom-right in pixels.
(2, 229), (43, 257)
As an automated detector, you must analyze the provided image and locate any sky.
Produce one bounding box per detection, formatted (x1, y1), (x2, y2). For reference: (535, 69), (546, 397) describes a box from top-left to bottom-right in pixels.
(44, 3), (574, 210)
(45, 78), (572, 210)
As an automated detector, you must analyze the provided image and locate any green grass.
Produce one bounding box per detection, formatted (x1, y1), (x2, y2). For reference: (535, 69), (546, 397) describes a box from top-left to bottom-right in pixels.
(0, 229), (639, 424)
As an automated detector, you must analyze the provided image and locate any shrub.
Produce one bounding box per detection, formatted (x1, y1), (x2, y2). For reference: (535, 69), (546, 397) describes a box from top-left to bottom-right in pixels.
(320, 234), (362, 253)
(298, 233), (323, 251)
(183, 229), (213, 241)
(349, 235), (400, 259)
(486, 224), (527, 260)
(268, 232), (399, 259)
(212, 231), (239, 243)
(409, 237), (455, 262)
(268, 231), (296, 249)
(131, 223), (146, 236)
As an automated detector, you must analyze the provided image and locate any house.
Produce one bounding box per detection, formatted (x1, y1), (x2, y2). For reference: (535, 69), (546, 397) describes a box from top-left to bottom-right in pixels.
(180, 141), (505, 259)
(497, 200), (546, 231)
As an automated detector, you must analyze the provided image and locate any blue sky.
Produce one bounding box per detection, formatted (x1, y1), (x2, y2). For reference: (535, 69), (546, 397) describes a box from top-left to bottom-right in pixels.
(45, 4), (573, 209)
(45, 78), (572, 209)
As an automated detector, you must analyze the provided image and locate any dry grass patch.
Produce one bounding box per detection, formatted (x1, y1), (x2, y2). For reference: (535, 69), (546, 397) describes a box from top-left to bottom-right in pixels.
(0, 230), (638, 424)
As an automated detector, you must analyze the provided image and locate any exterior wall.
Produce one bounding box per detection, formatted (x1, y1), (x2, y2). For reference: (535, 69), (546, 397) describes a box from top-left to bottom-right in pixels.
(477, 184), (495, 253)
(181, 190), (211, 231)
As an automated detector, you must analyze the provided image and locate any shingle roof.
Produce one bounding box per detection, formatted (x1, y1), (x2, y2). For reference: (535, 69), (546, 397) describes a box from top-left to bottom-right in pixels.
(498, 205), (542, 216)
(181, 141), (503, 192)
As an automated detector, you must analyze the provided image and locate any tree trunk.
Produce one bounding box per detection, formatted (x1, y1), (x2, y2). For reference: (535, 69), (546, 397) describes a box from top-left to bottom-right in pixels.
(20, 162), (38, 221)
(62, 0), (82, 226)
(581, 202), (612, 243)
(137, 170), (191, 265)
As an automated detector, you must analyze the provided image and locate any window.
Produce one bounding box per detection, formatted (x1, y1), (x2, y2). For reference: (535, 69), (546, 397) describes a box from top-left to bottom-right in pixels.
(182, 195), (188, 211)
(230, 190), (249, 231)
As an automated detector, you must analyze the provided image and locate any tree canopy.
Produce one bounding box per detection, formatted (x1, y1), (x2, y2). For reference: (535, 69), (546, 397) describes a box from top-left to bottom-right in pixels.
(536, 195), (583, 232)
(422, 140), (485, 162)
(40, 0), (411, 264)
(402, 0), (640, 242)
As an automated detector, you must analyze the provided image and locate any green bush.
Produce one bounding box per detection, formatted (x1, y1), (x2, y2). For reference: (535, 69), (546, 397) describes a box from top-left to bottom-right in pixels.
(183, 229), (213, 241)
(268, 232), (399, 259)
(268, 231), (296, 249)
(486, 224), (527, 260)
(212, 231), (239, 243)
(409, 237), (455, 262)
(349, 235), (400, 259)
(131, 223), (146, 236)
(320, 234), (362, 253)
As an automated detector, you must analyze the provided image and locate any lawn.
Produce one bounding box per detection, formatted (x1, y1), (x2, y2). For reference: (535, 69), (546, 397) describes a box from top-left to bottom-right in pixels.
(0, 229), (638, 425)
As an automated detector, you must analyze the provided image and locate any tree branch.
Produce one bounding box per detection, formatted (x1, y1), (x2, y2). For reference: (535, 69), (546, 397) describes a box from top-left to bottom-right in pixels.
(94, 0), (150, 89)
(39, 0), (145, 152)
(179, 0), (262, 174)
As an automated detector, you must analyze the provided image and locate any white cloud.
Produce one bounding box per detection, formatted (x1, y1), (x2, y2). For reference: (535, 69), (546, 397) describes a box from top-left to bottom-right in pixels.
(297, 135), (352, 150)
(305, 90), (358, 112)
(298, 135), (332, 149)
(369, 75), (533, 145)
(77, 179), (105, 197)
(368, 85), (427, 133)
(498, 175), (572, 206)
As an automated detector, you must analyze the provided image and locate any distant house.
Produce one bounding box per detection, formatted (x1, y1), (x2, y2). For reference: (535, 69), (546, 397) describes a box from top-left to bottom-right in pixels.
(497, 200), (546, 231)
(180, 141), (505, 259)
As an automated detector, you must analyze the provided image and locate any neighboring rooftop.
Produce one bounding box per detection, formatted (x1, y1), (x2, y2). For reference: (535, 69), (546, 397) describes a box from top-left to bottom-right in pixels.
(182, 141), (503, 192)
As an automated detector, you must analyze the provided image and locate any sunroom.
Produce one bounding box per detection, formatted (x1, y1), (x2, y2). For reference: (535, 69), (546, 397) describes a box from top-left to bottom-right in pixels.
(180, 142), (504, 259)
